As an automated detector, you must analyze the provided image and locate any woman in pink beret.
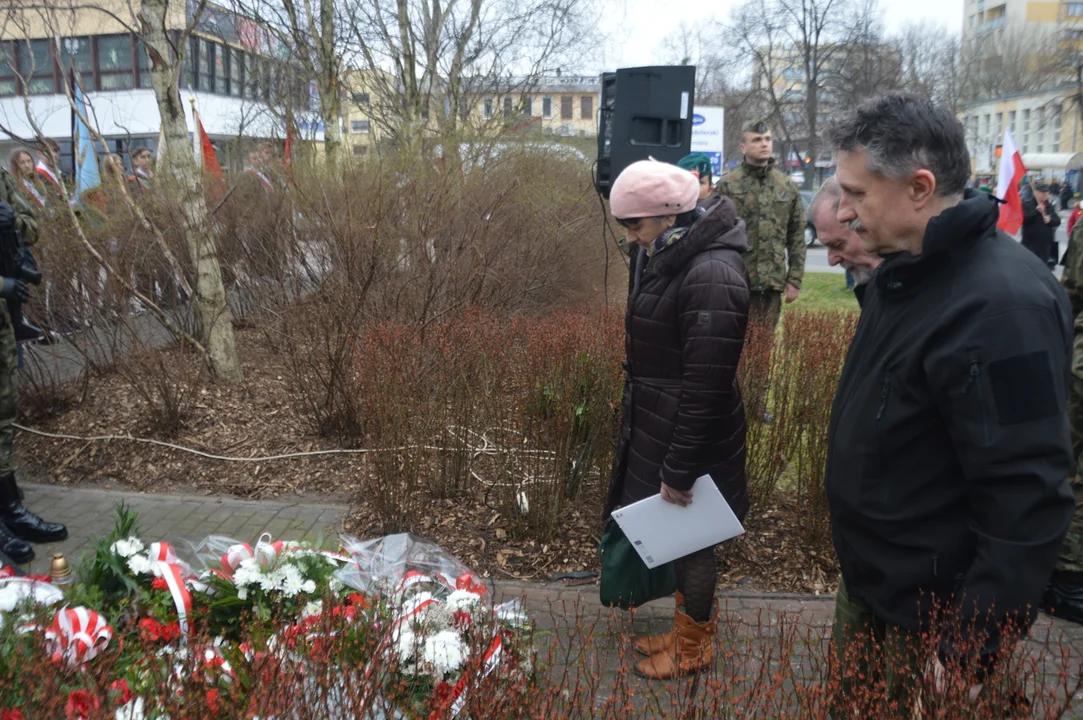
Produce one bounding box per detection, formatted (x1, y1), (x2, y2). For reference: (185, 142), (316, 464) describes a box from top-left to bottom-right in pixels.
(603, 159), (751, 680)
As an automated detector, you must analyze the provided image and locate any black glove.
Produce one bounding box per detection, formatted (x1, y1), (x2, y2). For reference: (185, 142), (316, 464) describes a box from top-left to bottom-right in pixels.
(0, 278), (29, 303)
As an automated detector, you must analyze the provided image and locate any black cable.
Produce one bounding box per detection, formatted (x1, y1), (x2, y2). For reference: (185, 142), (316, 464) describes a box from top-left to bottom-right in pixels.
(591, 160), (628, 309)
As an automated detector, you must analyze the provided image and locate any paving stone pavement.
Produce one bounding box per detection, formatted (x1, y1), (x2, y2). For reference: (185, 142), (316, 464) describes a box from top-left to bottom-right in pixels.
(20, 482), (348, 575)
(18, 482), (1083, 717)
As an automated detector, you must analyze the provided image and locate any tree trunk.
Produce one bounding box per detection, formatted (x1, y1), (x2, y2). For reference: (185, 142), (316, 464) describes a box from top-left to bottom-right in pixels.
(139, 0), (243, 383)
(318, 0), (341, 164)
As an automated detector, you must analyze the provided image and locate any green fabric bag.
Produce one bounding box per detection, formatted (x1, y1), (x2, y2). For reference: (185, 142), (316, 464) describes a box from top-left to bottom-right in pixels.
(598, 519), (677, 609)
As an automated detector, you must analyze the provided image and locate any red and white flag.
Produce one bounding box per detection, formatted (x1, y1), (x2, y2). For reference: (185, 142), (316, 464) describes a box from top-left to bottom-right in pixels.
(996, 128), (1027, 234)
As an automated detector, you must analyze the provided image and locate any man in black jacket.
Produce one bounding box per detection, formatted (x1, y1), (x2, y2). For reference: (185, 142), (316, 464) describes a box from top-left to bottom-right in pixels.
(1022, 182), (1061, 269)
(826, 93), (1074, 714)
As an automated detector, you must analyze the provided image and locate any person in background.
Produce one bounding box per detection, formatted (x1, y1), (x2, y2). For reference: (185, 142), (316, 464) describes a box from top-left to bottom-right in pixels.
(677, 152), (716, 200)
(604, 159), (750, 680)
(1022, 182), (1061, 270)
(127, 147), (153, 196)
(808, 178), (882, 306)
(35, 139), (63, 203)
(1063, 181), (1075, 212)
(717, 119), (806, 330)
(1070, 201), (1082, 238)
(8, 149), (46, 214)
(826, 93), (1072, 713)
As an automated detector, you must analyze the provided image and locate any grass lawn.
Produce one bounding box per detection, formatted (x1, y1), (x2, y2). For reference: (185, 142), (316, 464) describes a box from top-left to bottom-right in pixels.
(786, 271), (859, 314)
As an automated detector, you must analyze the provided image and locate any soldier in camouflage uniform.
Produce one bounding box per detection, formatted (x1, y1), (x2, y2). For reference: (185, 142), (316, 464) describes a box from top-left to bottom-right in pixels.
(1044, 219), (1083, 622)
(716, 119), (806, 329)
(0, 176), (68, 568)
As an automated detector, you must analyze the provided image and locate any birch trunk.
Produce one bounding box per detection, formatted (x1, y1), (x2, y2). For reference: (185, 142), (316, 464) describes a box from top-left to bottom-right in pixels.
(139, 0), (243, 383)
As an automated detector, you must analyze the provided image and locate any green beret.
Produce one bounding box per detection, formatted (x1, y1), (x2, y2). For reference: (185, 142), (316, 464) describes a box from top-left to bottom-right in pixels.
(742, 118), (769, 134)
(677, 152), (712, 178)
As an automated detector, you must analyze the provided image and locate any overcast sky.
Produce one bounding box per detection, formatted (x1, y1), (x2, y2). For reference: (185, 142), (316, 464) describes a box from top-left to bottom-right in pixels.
(594, 0), (964, 72)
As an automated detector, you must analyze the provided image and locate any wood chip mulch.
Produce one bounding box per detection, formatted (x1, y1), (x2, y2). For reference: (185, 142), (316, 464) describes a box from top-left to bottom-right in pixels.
(18, 328), (840, 595)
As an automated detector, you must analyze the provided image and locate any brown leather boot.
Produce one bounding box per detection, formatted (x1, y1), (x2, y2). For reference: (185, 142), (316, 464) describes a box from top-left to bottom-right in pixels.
(633, 591), (683, 656)
(634, 607), (716, 680)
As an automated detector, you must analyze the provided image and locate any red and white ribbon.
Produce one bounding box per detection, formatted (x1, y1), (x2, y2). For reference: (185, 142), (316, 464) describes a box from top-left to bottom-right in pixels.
(254, 534), (285, 570)
(448, 633), (505, 718)
(148, 542), (194, 637)
(44, 607), (113, 665)
(215, 542), (254, 581)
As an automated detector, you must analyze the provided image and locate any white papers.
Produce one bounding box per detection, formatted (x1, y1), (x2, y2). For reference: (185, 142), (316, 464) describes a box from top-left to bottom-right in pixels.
(611, 475), (744, 569)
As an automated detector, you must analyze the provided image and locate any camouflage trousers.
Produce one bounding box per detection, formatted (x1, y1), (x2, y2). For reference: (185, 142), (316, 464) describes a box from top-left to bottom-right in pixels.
(831, 579), (921, 718)
(1059, 371), (1083, 572)
(0, 303), (15, 477)
(748, 290), (782, 331)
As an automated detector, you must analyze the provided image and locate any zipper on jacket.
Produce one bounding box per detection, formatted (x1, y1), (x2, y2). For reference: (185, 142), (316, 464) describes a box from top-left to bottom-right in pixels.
(876, 378), (891, 421)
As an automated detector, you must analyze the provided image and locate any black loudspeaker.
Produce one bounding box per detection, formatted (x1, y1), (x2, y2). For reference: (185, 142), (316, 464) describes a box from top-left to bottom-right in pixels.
(595, 65), (697, 198)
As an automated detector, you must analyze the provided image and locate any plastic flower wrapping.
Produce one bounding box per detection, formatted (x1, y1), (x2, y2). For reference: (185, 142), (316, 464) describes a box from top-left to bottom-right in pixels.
(0, 511), (533, 720)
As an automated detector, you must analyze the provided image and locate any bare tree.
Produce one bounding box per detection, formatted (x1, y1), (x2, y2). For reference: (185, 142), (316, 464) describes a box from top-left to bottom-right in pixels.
(1, 0), (243, 383)
(960, 25), (1066, 102)
(225, 0), (344, 164)
(724, 0), (875, 187)
(893, 20), (962, 109)
(340, 0), (599, 151)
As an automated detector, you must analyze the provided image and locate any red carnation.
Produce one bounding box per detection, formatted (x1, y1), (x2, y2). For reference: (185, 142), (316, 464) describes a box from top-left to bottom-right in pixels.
(109, 679), (132, 705)
(138, 617), (163, 642)
(2, 710), (25, 720)
(151, 577), (170, 592)
(64, 690), (100, 720)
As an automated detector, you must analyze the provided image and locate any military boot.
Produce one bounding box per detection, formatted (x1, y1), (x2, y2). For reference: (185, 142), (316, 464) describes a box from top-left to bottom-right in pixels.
(1042, 571), (1083, 625)
(0, 474), (67, 544)
(0, 521), (33, 564)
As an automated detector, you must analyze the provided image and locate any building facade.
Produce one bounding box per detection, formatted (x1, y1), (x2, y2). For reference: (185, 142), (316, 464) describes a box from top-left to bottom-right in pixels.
(0, 2), (313, 174)
(466, 75), (600, 138)
(959, 86), (1083, 182)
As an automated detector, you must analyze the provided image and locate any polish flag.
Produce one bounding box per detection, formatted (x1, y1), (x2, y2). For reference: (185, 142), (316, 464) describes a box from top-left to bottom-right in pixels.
(996, 129), (1027, 235)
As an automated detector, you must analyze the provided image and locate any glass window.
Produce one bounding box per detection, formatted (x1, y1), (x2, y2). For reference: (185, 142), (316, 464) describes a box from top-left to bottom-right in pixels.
(229, 48), (243, 97)
(18, 39), (55, 94)
(483, 98), (493, 119)
(561, 96), (573, 120)
(0, 43), (15, 97)
(136, 40), (152, 89)
(245, 53), (260, 99)
(352, 91), (370, 106)
(197, 38), (212, 91)
(503, 96), (513, 119)
(1008, 110), (1016, 134)
(214, 43), (227, 95)
(352, 144), (368, 156)
(351, 119), (371, 133)
(58, 37), (92, 85)
(522, 97), (532, 116)
(994, 112), (1003, 140)
(97, 35), (134, 90)
(581, 95), (593, 120)
(542, 96), (552, 118)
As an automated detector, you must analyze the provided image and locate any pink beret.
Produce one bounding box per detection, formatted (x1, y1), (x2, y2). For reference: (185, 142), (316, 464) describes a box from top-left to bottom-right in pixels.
(610, 159), (700, 219)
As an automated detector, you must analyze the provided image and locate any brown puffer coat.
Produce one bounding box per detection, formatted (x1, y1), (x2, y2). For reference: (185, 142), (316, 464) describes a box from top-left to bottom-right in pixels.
(604, 196), (751, 522)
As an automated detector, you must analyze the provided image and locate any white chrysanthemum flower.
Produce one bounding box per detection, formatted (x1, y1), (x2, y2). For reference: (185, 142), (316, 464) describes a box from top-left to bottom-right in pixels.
(127, 555), (153, 576)
(303, 600), (323, 618)
(110, 538), (144, 559)
(421, 630), (466, 677)
(328, 576), (343, 593)
(115, 697), (147, 720)
(281, 573), (304, 598)
(445, 589), (483, 614)
(300, 579), (316, 595)
(237, 587), (248, 601)
(395, 625), (418, 663)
